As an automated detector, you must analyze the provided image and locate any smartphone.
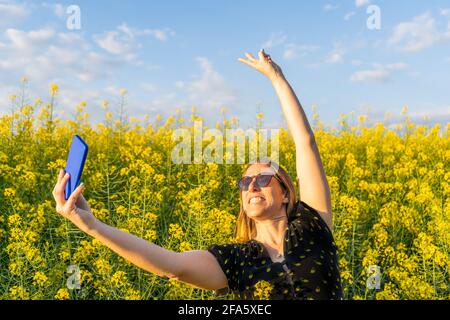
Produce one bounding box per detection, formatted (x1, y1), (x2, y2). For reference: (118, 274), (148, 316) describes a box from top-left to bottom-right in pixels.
(64, 135), (88, 200)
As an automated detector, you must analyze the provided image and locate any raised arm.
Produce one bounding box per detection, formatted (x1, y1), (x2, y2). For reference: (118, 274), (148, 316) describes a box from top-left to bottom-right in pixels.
(87, 220), (228, 290)
(52, 169), (228, 290)
(238, 50), (333, 231)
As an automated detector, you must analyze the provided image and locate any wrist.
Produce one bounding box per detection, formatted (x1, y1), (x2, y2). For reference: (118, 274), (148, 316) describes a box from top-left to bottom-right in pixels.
(80, 216), (100, 236)
(270, 72), (286, 86)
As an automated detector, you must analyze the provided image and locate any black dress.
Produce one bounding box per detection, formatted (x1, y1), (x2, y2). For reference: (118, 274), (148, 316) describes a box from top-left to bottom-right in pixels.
(207, 200), (343, 300)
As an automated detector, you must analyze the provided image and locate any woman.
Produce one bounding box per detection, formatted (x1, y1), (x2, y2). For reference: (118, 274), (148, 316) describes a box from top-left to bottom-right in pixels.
(52, 49), (343, 300)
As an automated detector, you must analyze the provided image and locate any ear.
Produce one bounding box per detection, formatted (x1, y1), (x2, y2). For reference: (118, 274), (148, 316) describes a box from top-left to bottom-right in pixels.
(282, 197), (289, 203)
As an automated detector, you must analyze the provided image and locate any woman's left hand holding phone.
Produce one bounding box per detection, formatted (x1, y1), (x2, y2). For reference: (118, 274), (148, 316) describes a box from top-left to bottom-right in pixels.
(52, 168), (97, 234)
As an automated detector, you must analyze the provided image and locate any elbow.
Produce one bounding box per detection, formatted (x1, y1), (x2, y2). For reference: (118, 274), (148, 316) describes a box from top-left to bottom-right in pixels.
(147, 252), (184, 281)
(167, 252), (185, 281)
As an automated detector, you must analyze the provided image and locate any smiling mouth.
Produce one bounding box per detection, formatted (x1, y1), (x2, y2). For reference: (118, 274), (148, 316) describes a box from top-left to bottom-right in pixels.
(248, 196), (265, 204)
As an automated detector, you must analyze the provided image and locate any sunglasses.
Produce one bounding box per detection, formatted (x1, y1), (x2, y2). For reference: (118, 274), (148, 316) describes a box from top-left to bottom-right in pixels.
(237, 173), (284, 191)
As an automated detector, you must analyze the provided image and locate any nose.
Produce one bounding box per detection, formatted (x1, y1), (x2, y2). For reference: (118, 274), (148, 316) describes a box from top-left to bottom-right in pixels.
(248, 176), (260, 192)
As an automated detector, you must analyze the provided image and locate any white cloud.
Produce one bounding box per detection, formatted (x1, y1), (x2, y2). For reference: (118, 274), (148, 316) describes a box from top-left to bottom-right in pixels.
(41, 2), (65, 18)
(132, 57), (237, 122)
(261, 32), (319, 61)
(95, 30), (132, 55)
(261, 32), (287, 49)
(326, 44), (345, 64)
(323, 4), (339, 12)
(2, 27), (55, 52)
(440, 8), (450, 17)
(0, 22), (172, 123)
(344, 11), (356, 21)
(117, 23), (175, 41)
(388, 12), (450, 52)
(283, 44), (319, 60)
(94, 23), (175, 56)
(369, 107), (450, 127)
(175, 81), (185, 89)
(0, 26), (134, 88)
(350, 62), (408, 82)
(140, 83), (158, 93)
(355, 0), (370, 7)
(186, 57), (236, 110)
(0, 1), (28, 27)
(408, 108), (450, 121)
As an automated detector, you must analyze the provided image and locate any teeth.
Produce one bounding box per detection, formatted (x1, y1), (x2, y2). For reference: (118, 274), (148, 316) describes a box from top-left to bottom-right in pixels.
(249, 197), (264, 204)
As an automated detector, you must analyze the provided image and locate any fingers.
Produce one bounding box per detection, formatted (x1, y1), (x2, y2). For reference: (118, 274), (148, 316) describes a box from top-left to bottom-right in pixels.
(238, 57), (255, 67)
(57, 168), (66, 184)
(258, 49), (266, 61)
(66, 183), (85, 213)
(53, 170), (70, 204)
(259, 49), (272, 62)
(245, 52), (257, 62)
(76, 193), (91, 211)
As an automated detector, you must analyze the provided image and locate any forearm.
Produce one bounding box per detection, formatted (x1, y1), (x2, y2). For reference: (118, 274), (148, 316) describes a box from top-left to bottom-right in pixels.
(271, 75), (315, 145)
(85, 219), (181, 279)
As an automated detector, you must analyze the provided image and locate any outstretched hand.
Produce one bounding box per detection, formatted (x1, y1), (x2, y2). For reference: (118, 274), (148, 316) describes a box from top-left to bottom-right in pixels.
(52, 169), (97, 233)
(238, 49), (284, 82)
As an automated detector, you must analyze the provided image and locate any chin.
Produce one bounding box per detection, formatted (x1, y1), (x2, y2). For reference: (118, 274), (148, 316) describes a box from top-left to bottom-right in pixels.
(245, 207), (268, 220)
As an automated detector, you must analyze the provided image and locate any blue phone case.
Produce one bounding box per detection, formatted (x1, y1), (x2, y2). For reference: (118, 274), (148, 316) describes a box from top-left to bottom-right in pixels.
(64, 135), (88, 200)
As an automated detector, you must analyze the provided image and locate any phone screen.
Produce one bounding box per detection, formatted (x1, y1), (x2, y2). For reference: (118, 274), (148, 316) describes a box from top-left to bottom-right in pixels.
(64, 135), (88, 200)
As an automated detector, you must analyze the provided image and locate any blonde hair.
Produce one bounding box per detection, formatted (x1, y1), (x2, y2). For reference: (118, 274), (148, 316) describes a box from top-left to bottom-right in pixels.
(234, 160), (297, 243)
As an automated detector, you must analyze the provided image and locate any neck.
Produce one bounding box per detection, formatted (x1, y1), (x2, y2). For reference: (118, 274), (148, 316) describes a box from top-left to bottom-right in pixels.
(253, 211), (288, 251)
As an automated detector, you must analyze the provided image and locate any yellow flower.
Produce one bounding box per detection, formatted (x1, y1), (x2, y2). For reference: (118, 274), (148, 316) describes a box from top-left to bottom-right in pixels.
(101, 100), (109, 109)
(376, 283), (399, 300)
(253, 280), (273, 300)
(33, 271), (48, 286)
(9, 286), (29, 300)
(58, 249), (70, 262)
(4, 188), (16, 198)
(169, 223), (184, 241)
(8, 214), (21, 226)
(49, 83), (58, 95)
(34, 98), (42, 106)
(76, 101), (87, 111)
(125, 288), (141, 300)
(401, 105), (408, 115)
(111, 271), (128, 288)
(21, 105), (33, 116)
(55, 288), (70, 300)
(154, 174), (165, 184)
(80, 269), (94, 285)
(145, 229), (157, 242)
(94, 258), (112, 275)
(179, 241), (193, 252)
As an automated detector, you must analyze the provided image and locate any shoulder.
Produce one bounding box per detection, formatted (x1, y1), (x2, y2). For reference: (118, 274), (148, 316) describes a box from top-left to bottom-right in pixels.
(206, 241), (258, 293)
(207, 241), (260, 260)
(288, 200), (333, 235)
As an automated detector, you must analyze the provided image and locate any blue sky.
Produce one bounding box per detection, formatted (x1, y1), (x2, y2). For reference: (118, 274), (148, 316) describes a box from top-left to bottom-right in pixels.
(0, 0), (449, 130)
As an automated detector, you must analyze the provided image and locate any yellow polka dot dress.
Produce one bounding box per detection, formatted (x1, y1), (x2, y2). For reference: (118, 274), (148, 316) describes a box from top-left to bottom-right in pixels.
(207, 201), (343, 300)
